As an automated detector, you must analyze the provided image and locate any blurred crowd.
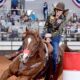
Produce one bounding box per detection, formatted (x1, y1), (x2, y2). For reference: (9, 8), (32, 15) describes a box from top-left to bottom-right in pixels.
(0, 10), (39, 41)
(65, 13), (80, 41)
(0, 10), (80, 41)
(0, 0), (40, 41)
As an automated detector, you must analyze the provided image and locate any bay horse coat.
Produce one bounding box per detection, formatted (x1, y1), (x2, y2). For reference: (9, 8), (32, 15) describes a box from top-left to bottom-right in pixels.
(0, 30), (53, 80)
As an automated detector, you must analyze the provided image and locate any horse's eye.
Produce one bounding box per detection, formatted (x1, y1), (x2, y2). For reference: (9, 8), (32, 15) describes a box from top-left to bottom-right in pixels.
(25, 56), (29, 60)
(25, 56), (28, 59)
(20, 54), (23, 58)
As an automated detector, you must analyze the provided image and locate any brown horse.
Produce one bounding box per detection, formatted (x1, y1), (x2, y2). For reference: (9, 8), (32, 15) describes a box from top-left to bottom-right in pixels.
(0, 29), (53, 80)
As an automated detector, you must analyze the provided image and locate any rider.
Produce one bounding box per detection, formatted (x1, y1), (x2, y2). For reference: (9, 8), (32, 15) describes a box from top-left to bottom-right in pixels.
(44, 2), (69, 77)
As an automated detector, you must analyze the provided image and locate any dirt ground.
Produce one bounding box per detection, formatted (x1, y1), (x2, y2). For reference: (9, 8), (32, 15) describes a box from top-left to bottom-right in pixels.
(0, 56), (62, 80)
(0, 56), (17, 80)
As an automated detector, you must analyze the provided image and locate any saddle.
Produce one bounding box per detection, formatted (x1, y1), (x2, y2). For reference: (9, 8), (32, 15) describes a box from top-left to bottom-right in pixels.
(34, 39), (53, 79)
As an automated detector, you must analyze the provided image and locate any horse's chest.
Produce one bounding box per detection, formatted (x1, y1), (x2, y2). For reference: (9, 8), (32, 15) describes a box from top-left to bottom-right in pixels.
(18, 58), (41, 72)
(18, 63), (27, 72)
(18, 54), (42, 74)
(18, 59), (38, 71)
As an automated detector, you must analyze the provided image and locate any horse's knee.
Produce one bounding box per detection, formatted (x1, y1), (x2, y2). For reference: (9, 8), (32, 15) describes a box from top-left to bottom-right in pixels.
(0, 69), (12, 80)
(17, 76), (31, 80)
(8, 76), (17, 80)
(9, 57), (20, 74)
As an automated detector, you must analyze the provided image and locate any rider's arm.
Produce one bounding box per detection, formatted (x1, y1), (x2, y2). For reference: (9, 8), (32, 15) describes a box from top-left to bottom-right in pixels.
(44, 15), (51, 33)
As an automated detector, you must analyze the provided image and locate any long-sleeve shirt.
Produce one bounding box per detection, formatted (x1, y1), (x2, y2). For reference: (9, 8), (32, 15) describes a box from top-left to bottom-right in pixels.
(44, 14), (67, 37)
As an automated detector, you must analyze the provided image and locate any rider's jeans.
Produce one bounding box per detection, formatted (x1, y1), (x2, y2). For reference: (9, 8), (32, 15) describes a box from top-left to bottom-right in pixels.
(51, 35), (61, 73)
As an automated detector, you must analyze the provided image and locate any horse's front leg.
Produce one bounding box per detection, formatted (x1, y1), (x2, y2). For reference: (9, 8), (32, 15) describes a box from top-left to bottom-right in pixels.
(9, 56), (20, 74)
(17, 76), (32, 80)
(0, 68), (12, 80)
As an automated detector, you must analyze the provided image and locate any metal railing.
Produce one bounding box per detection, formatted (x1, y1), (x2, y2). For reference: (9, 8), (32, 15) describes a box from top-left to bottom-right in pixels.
(0, 21), (80, 41)
(0, 21), (80, 51)
(0, 32), (22, 41)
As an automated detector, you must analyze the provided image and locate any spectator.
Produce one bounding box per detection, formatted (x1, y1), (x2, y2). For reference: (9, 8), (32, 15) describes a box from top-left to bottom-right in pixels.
(10, 18), (15, 25)
(70, 22), (78, 33)
(66, 20), (72, 35)
(43, 2), (48, 20)
(11, 0), (18, 9)
(70, 13), (78, 23)
(29, 11), (38, 21)
(11, 11), (20, 21)
(0, 22), (5, 32)
(11, 0), (19, 15)
(6, 12), (12, 22)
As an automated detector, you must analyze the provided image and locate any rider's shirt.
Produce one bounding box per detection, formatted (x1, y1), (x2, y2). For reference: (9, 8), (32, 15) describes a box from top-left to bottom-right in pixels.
(44, 14), (67, 37)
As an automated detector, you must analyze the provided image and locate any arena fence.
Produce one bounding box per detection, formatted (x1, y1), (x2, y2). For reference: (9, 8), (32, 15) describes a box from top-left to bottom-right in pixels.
(63, 52), (80, 80)
(0, 21), (80, 51)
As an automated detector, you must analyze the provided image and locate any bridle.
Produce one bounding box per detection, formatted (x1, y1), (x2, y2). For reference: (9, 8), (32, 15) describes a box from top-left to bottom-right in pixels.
(18, 34), (49, 73)
(20, 31), (49, 64)
(23, 41), (41, 58)
(22, 33), (42, 58)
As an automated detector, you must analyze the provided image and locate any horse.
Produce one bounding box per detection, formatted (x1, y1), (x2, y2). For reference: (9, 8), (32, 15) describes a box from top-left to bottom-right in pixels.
(0, 29), (53, 80)
(1, 29), (74, 80)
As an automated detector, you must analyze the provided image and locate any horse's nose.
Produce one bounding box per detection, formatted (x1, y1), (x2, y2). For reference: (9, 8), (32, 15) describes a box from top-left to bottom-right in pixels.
(23, 56), (29, 63)
(22, 60), (25, 64)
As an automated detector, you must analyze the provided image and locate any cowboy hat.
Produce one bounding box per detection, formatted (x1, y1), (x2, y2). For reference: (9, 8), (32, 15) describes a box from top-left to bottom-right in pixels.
(54, 2), (69, 12)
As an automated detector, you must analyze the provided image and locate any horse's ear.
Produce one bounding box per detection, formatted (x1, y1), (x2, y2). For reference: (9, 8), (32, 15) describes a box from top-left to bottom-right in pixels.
(26, 27), (29, 32)
(35, 30), (40, 37)
(22, 27), (29, 38)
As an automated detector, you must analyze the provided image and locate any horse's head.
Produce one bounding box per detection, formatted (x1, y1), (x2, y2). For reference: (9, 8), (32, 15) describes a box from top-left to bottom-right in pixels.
(19, 29), (41, 63)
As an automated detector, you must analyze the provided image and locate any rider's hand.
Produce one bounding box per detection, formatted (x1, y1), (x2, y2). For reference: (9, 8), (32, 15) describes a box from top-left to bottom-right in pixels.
(45, 33), (52, 38)
(46, 38), (51, 43)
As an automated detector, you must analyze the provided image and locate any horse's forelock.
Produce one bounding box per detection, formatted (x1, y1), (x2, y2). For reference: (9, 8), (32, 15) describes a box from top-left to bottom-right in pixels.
(23, 30), (41, 48)
(28, 30), (41, 42)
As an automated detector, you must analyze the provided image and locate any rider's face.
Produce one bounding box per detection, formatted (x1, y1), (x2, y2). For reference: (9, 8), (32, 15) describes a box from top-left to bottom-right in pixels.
(55, 10), (63, 18)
